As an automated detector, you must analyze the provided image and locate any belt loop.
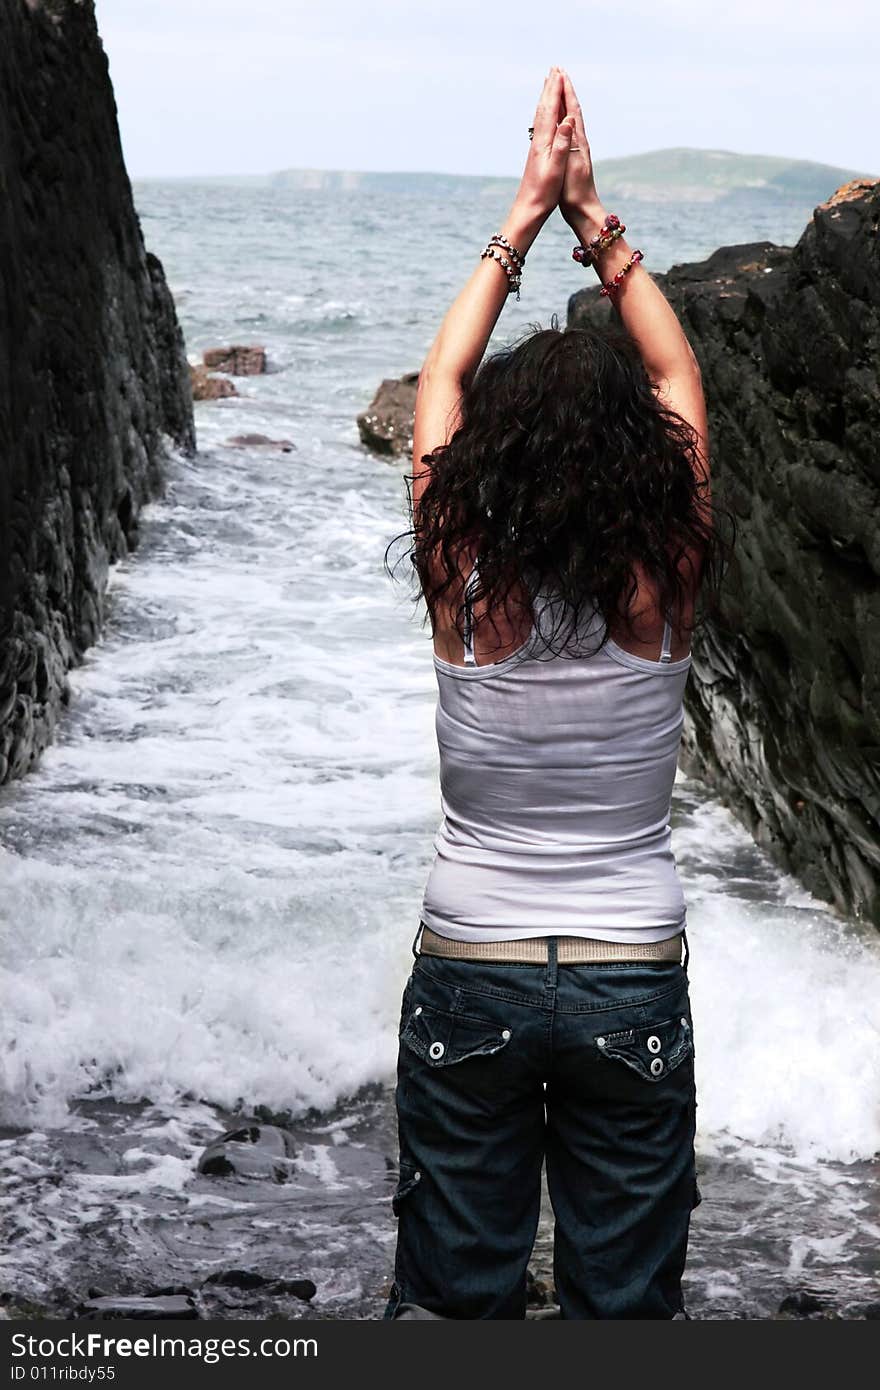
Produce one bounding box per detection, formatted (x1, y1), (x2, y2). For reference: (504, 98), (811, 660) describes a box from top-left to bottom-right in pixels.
(545, 936), (558, 991)
(681, 929), (690, 973)
(412, 920), (425, 959)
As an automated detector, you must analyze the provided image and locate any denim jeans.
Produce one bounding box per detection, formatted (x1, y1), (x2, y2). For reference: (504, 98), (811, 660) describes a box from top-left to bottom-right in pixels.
(384, 923), (699, 1320)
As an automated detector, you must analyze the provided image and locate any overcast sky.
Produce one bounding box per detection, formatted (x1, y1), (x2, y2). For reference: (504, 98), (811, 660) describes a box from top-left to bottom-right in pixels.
(93, 0), (878, 179)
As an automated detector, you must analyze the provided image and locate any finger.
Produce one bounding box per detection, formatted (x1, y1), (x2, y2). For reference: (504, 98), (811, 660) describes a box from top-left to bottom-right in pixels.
(560, 70), (590, 154)
(531, 69), (563, 147)
(548, 115), (575, 166)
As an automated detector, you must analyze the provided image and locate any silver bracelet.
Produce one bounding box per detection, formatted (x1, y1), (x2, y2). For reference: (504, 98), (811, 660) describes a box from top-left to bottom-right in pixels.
(487, 233), (525, 270)
(480, 244), (523, 301)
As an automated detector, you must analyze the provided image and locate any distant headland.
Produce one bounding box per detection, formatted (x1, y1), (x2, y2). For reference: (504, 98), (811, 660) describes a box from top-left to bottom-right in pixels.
(268, 148), (871, 205)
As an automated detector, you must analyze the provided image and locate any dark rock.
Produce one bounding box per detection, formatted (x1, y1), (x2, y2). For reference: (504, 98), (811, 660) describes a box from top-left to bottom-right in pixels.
(0, 0), (194, 787)
(271, 1277), (316, 1301)
(525, 1267), (556, 1308)
(202, 1270), (315, 1301)
(357, 371), (419, 457)
(778, 1289), (831, 1317)
(203, 345), (267, 376)
(203, 1269), (271, 1290)
(226, 433), (296, 452)
(569, 179), (880, 927)
(197, 1122), (297, 1181)
(190, 363), (238, 401)
(78, 1294), (199, 1320)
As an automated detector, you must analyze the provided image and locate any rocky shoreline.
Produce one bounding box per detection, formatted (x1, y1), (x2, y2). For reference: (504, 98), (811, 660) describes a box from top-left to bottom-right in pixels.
(2, 1095), (877, 1322)
(356, 180), (880, 930)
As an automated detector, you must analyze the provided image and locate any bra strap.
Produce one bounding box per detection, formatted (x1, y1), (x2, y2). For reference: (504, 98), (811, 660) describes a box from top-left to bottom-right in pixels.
(462, 558), (480, 666)
(660, 610), (673, 663)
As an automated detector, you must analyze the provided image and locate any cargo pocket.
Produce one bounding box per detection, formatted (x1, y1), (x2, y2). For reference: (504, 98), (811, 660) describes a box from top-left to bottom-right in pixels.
(400, 1001), (513, 1067)
(391, 1157), (422, 1216)
(595, 1013), (693, 1082)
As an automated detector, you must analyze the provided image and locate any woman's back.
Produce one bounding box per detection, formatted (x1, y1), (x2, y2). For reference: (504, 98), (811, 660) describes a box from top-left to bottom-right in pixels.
(420, 570), (693, 943)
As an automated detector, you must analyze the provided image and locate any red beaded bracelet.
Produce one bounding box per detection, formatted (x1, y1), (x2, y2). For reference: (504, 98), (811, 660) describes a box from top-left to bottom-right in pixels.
(599, 248), (644, 298)
(572, 212), (625, 265)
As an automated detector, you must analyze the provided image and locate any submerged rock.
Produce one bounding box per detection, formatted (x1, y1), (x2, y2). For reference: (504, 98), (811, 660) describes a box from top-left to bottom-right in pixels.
(226, 433), (296, 451)
(203, 1269), (316, 1301)
(203, 345), (267, 376)
(78, 1294), (199, 1320)
(357, 371), (419, 457)
(197, 1122), (297, 1181)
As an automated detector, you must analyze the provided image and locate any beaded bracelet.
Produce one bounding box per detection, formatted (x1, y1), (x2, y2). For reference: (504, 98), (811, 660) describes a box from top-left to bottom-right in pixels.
(480, 237), (523, 300)
(599, 248), (644, 298)
(487, 233), (526, 270)
(572, 213), (626, 266)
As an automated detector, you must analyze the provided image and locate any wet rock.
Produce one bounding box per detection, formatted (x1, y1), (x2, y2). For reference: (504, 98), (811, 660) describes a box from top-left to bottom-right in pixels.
(525, 1267), (556, 1308)
(272, 1277), (316, 1301)
(226, 433), (296, 452)
(777, 1289), (834, 1318)
(203, 1270), (316, 1301)
(204, 1269), (272, 1289)
(78, 1294), (199, 1320)
(203, 345), (267, 376)
(570, 179), (880, 927)
(0, 0), (194, 787)
(357, 371), (419, 457)
(197, 1122), (297, 1181)
(190, 363), (238, 401)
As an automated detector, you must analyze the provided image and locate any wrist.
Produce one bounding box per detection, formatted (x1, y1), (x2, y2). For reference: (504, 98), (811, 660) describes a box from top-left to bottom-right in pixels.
(567, 203), (609, 241)
(503, 198), (550, 255)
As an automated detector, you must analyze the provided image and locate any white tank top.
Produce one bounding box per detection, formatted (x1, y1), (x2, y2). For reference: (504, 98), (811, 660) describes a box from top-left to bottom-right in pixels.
(420, 561), (693, 943)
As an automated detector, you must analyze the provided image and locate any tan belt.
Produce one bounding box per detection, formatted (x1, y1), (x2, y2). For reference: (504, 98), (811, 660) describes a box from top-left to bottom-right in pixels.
(418, 922), (683, 964)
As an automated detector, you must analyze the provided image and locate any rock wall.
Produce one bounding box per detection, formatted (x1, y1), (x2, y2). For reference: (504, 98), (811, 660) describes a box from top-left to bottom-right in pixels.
(569, 179), (880, 926)
(0, 0), (194, 784)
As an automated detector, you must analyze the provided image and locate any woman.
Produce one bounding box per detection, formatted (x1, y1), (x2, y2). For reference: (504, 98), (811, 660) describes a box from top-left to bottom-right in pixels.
(384, 67), (730, 1320)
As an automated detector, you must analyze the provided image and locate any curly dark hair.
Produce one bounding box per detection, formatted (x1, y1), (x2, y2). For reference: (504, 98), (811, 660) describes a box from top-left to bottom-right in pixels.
(386, 316), (735, 659)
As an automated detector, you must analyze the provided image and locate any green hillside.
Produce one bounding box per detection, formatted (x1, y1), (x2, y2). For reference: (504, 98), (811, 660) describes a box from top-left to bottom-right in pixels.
(594, 148), (868, 203)
(271, 149), (870, 205)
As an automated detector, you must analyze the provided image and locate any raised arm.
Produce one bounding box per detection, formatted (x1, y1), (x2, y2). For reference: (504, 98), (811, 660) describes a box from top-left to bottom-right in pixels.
(557, 71), (709, 489)
(412, 68), (575, 519)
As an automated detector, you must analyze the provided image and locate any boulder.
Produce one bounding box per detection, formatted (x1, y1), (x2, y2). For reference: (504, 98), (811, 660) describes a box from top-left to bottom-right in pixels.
(203, 345), (267, 376)
(357, 371), (419, 457)
(197, 1122), (297, 1182)
(569, 180), (880, 927)
(189, 363), (238, 401)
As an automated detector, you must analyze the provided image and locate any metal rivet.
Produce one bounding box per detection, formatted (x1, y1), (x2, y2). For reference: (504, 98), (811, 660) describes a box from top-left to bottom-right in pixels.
(650, 1057), (664, 1076)
(429, 1041), (445, 1060)
(597, 1037), (606, 1048)
(501, 1029), (511, 1040)
(413, 1171), (421, 1181)
(647, 1035), (662, 1054)
(414, 1006), (422, 1015)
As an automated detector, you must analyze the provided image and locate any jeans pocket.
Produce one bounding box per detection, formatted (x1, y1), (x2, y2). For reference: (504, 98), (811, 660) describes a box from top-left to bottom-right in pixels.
(400, 1000), (514, 1067)
(595, 1012), (693, 1083)
(391, 1157), (423, 1216)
